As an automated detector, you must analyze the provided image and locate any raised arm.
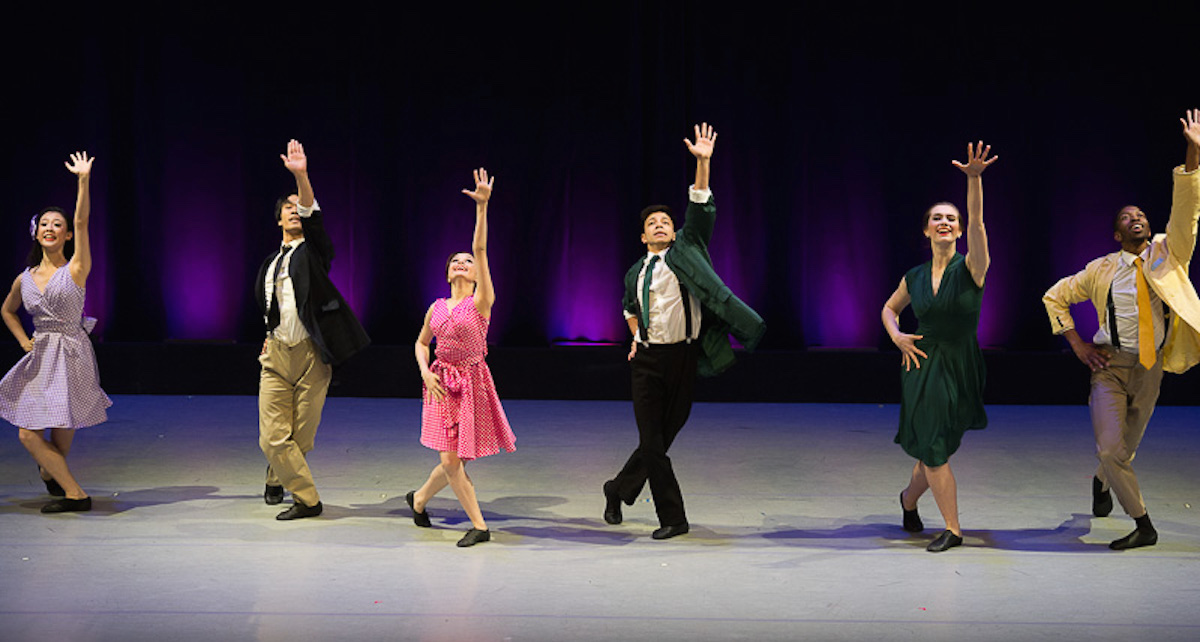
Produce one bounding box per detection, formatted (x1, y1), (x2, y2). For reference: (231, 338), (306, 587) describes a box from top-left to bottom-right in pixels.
(1184, 109), (1200, 174)
(1166, 110), (1200, 263)
(280, 139), (315, 208)
(415, 303), (446, 401)
(462, 168), (495, 318)
(881, 278), (926, 371)
(1, 275), (32, 352)
(951, 141), (998, 288)
(65, 151), (95, 288)
(683, 123), (716, 191)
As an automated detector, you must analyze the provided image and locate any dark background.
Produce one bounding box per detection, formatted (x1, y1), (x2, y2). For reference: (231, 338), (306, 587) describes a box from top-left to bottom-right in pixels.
(3, 5), (1198, 401)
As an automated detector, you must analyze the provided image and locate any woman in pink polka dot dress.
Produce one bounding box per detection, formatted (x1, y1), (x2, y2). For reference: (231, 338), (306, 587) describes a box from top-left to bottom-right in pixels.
(0, 151), (111, 514)
(407, 167), (515, 547)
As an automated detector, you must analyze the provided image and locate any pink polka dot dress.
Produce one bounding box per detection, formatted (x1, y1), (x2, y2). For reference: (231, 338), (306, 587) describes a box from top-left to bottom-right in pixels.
(0, 267), (111, 430)
(420, 295), (515, 460)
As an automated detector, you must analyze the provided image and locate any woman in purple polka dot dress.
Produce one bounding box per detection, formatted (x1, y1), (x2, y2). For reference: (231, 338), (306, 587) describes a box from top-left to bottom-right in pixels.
(0, 151), (111, 514)
(407, 168), (516, 548)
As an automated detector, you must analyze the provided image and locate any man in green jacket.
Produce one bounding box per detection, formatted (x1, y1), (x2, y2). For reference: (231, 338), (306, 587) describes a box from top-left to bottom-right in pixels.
(602, 123), (765, 540)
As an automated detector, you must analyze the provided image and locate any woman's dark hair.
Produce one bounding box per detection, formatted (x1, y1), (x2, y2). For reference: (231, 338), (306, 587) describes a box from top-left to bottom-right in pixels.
(445, 251), (473, 281)
(26, 207), (74, 269)
(922, 201), (962, 229)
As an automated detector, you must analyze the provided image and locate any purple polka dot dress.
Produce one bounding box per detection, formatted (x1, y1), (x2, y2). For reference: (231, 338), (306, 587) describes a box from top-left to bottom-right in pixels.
(420, 295), (515, 461)
(0, 267), (111, 430)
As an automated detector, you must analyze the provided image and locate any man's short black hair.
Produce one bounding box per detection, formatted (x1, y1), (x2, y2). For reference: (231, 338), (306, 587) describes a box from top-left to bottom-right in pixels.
(639, 204), (674, 228)
(274, 194), (298, 222)
(1113, 205), (1143, 233)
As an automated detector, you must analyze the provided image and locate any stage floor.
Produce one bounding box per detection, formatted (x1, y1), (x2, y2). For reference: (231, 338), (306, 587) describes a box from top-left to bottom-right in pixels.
(1, 396), (1198, 641)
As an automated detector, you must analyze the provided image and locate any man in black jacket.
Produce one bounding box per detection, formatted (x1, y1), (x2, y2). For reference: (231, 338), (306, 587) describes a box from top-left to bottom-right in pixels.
(255, 139), (370, 520)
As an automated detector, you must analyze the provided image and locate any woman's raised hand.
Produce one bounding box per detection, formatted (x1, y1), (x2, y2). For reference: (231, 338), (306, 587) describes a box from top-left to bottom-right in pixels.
(64, 151), (94, 177)
(951, 141), (997, 177)
(461, 167), (494, 204)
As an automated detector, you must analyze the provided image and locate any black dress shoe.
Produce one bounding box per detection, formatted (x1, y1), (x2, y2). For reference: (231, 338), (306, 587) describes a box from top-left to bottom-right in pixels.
(651, 523), (689, 540)
(1092, 476), (1113, 517)
(38, 467), (65, 497)
(1109, 526), (1157, 550)
(457, 528), (491, 547)
(276, 501), (323, 520)
(926, 529), (963, 552)
(900, 491), (923, 533)
(406, 490), (432, 528)
(603, 480), (623, 525)
(41, 497), (92, 513)
(264, 484), (285, 505)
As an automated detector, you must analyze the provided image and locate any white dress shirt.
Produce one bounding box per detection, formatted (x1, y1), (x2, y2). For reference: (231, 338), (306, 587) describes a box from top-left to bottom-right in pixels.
(264, 200), (319, 346)
(1093, 246), (1165, 352)
(624, 187), (709, 344)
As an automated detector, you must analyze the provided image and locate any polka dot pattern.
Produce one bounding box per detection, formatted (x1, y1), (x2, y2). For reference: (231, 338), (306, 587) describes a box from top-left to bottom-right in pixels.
(420, 295), (515, 460)
(0, 267), (111, 430)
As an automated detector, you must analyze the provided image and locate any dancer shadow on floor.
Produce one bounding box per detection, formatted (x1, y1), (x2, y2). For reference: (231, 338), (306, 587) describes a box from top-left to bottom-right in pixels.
(763, 513), (1098, 552)
(970, 513), (1107, 552)
(7, 486), (228, 515)
(762, 518), (923, 550)
(343, 493), (642, 544)
(480, 495), (646, 545)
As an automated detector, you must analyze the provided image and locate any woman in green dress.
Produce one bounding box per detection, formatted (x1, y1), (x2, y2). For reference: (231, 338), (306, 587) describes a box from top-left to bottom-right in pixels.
(881, 141), (997, 552)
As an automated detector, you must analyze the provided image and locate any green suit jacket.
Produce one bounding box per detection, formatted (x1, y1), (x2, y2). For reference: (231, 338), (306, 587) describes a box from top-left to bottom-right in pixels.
(623, 195), (766, 377)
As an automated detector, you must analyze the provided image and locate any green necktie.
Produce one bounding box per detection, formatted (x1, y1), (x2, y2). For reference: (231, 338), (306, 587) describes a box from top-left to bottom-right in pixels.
(640, 255), (660, 332)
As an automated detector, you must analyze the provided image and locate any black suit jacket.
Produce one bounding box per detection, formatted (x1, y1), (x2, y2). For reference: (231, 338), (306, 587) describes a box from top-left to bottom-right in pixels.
(255, 208), (370, 365)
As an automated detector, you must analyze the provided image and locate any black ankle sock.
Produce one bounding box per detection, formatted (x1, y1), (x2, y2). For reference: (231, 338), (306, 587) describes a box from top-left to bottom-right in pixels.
(1134, 513), (1154, 531)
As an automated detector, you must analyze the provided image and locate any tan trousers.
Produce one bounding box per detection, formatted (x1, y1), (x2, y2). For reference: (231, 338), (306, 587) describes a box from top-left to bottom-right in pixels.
(259, 337), (331, 507)
(1089, 349), (1162, 518)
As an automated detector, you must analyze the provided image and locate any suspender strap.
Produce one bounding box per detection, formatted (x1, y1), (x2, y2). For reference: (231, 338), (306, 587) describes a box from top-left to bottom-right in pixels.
(1107, 288), (1121, 350)
(680, 282), (693, 344)
(1159, 302), (1169, 351)
(635, 302), (649, 347)
(635, 256), (693, 346)
(636, 256), (652, 346)
(1107, 286), (1170, 352)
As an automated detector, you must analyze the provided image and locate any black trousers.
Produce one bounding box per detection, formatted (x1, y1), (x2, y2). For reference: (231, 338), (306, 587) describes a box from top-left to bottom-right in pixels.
(610, 341), (699, 526)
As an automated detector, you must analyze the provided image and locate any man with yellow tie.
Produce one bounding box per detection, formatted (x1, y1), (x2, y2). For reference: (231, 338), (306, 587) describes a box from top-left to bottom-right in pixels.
(1044, 110), (1200, 550)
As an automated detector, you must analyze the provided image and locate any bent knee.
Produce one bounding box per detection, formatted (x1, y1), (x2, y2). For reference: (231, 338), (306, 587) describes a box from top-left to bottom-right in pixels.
(18, 429), (43, 447)
(1097, 447), (1131, 465)
(439, 452), (464, 473)
(260, 433), (294, 453)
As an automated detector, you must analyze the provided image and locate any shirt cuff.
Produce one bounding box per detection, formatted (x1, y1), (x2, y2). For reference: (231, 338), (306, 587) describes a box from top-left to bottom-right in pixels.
(623, 310), (637, 321)
(297, 199), (320, 217)
(688, 186), (712, 203)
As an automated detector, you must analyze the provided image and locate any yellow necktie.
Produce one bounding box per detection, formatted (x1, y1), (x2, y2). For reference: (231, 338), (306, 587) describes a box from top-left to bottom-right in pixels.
(1134, 257), (1155, 369)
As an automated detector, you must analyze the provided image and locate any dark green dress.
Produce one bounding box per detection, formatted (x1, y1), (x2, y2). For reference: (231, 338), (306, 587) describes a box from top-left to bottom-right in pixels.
(895, 253), (987, 466)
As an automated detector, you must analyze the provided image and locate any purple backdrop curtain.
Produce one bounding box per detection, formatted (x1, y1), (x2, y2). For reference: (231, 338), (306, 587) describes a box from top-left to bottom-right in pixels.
(2, 6), (1195, 351)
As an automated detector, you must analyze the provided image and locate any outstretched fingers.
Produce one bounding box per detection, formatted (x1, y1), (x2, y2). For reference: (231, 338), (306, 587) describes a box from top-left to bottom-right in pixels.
(1181, 109), (1200, 147)
(461, 167), (494, 202)
(64, 151), (95, 175)
(279, 139), (307, 170)
(683, 122), (717, 158)
(952, 140), (998, 175)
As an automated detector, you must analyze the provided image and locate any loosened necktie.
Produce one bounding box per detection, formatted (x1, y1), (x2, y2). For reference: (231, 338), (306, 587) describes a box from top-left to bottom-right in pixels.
(266, 245), (293, 331)
(640, 255), (660, 333)
(1134, 257), (1155, 369)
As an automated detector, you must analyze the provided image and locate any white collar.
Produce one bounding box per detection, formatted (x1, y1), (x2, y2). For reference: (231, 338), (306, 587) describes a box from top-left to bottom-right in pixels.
(1119, 245), (1150, 267)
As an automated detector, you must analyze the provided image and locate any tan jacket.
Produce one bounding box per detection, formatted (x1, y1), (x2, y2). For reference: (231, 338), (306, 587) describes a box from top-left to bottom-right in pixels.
(1043, 166), (1200, 374)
